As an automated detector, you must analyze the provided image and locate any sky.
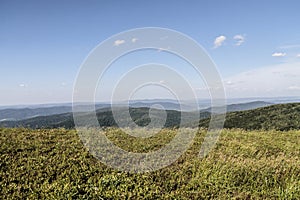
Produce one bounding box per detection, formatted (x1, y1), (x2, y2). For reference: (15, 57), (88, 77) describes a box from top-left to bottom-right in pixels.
(1, 0), (300, 105)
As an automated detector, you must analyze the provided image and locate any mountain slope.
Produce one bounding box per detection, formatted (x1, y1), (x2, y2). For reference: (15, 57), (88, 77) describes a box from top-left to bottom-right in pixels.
(199, 103), (300, 131)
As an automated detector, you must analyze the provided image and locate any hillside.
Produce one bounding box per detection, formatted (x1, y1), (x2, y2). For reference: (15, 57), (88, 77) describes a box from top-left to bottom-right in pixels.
(1, 128), (299, 199)
(199, 103), (300, 131)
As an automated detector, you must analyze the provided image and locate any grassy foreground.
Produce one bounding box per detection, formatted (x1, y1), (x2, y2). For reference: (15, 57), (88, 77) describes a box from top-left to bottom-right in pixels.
(0, 128), (299, 199)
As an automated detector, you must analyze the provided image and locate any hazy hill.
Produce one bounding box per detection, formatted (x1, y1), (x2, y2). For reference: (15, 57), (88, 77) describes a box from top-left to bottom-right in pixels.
(0, 107), (210, 129)
(129, 102), (194, 111)
(0, 106), (72, 122)
(202, 101), (273, 113)
(0, 104), (111, 121)
(0, 100), (272, 122)
(1, 102), (299, 131)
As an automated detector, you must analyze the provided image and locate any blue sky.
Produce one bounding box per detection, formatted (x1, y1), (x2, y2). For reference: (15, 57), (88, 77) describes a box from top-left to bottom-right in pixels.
(1, 0), (300, 105)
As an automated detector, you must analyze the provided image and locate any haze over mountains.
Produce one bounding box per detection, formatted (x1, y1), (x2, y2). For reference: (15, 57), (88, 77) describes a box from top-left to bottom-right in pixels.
(0, 98), (275, 122)
(0, 98), (299, 131)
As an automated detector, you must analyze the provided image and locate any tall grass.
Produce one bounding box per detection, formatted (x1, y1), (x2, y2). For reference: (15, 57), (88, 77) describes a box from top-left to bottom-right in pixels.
(0, 128), (299, 199)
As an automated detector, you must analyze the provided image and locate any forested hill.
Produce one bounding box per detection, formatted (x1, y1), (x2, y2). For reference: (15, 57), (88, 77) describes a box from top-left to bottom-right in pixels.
(198, 103), (300, 131)
(0, 107), (209, 129)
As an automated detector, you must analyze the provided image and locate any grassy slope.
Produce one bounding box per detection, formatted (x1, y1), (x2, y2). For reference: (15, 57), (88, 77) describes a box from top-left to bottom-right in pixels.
(0, 128), (299, 199)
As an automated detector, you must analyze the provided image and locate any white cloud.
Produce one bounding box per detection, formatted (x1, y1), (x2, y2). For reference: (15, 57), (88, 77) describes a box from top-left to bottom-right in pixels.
(194, 87), (208, 91)
(213, 35), (226, 48)
(19, 83), (27, 88)
(233, 35), (245, 46)
(159, 80), (165, 84)
(288, 85), (300, 90)
(297, 54), (300, 58)
(225, 80), (234, 85)
(114, 39), (125, 46)
(224, 62), (300, 98)
(272, 52), (286, 57)
(131, 38), (138, 43)
(157, 46), (170, 52)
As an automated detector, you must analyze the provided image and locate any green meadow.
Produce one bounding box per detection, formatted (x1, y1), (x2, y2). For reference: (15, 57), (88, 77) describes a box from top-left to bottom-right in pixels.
(1, 128), (299, 199)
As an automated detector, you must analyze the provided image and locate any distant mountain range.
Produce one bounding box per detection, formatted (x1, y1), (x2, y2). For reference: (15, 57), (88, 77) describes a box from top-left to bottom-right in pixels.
(0, 107), (208, 129)
(0, 100), (273, 122)
(1, 101), (299, 131)
(0, 104), (112, 122)
(1, 96), (299, 110)
(0, 106), (72, 122)
(202, 101), (273, 113)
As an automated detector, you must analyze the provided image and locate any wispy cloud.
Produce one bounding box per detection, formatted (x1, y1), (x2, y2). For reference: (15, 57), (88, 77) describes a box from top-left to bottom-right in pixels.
(287, 85), (300, 90)
(225, 80), (234, 85)
(19, 83), (27, 88)
(114, 39), (125, 46)
(279, 44), (300, 49)
(213, 35), (226, 48)
(157, 46), (170, 52)
(224, 62), (300, 97)
(272, 52), (286, 57)
(233, 34), (245, 46)
(131, 38), (138, 43)
(194, 87), (208, 91)
(297, 54), (300, 58)
(160, 36), (168, 40)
